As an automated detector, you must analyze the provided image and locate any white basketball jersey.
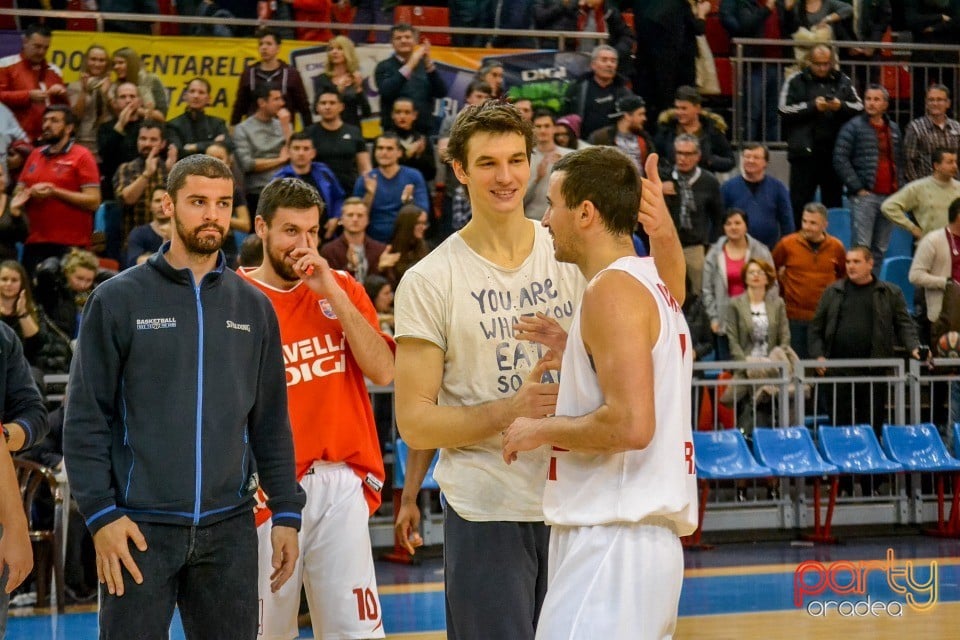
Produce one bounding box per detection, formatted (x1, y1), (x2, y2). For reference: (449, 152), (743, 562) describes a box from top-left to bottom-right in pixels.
(542, 256), (698, 533)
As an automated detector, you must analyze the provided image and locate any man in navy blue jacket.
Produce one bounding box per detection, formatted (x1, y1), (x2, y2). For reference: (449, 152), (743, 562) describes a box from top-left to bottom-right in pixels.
(721, 143), (794, 249)
(273, 132), (346, 242)
(64, 154), (305, 640)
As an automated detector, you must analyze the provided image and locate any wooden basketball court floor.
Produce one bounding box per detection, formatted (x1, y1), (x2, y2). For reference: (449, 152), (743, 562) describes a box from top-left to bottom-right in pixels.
(7, 532), (959, 639)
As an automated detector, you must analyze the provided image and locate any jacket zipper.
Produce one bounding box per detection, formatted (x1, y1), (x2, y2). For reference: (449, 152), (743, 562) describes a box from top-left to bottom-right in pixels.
(193, 278), (204, 525)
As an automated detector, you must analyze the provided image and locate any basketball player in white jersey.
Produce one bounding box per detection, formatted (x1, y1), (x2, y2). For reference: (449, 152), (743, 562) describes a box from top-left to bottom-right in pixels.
(502, 145), (699, 640)
(394, 102), (687, 640)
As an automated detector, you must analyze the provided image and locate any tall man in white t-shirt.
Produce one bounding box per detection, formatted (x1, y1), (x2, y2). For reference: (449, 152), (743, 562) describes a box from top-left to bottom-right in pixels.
(502, 146), (698, 639)
(393, 101), (686, 639)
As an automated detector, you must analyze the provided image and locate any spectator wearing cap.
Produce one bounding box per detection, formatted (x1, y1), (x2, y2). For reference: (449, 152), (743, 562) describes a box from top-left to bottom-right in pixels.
(563, 44), (633, 141)
(525, 110), (573, 220)
(554, 114), (591, 150)
(588, 94), (656, 175)
(655, 85), (736, 174)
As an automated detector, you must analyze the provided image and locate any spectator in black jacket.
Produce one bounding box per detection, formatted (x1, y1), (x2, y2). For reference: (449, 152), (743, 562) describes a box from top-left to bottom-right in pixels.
(661, 133), (725, 293)
(720, 0), (790, 142)
(166, 78), (231, 157)
(563, 44), (633, 141)
(655, 85), (736, 173)
(374, 24), (448, 136)
(779, 44), (863, 227)
(533, 0), (635, 62)
(631, 0), (710, 119)
(905, 0), (960, 117)
(230, 27), (312, 129)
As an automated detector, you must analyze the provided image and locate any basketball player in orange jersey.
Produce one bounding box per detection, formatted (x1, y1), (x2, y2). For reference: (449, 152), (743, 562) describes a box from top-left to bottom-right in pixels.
(501, 146), (699, 639)
(393, 101), (686, 640)
(241, 178), (395, 640)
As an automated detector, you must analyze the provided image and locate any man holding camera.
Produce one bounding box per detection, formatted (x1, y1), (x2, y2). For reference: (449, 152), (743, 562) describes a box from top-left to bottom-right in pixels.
(779, 44), (863, 228)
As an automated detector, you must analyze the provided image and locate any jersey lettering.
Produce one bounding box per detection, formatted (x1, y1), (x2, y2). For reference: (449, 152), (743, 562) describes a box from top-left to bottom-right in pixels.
(684, 441), (695, 475)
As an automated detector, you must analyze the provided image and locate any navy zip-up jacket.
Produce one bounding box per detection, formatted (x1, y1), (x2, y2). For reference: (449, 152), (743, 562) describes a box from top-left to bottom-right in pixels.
(64, 247), (305, 535)
(0, 322), (47, 449)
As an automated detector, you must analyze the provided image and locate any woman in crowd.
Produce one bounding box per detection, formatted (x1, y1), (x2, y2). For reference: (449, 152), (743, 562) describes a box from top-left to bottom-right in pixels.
(384, 204), (431, 289)
(111, 47), (168, 120)
(0, 260), (70, 373)
(67, 44), (112, 160)
(702, 209), (776, 360)
(313, 35), (371, 128)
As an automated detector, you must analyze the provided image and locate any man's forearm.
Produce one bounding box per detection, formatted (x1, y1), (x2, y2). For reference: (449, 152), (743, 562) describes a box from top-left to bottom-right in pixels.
(399, 448), (435, 502)
(649, 224), (686, 305)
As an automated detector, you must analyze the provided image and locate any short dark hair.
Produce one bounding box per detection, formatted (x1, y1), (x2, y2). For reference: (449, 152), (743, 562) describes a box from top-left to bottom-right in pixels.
(723, 207), (748, 229)
(465, 79), (493, 98)
(255, 26), (280, 45)
(675, 85), (702, 106)
(314, 89), (342, 112)
(392, 96), (417, 111)
(44, 104), (77, 128)
(254, 83), (281, 103)
(532, 109), (556, 123)
(848, 245), (873, 262)
(363, 274), (390, 306)
(933, 148), (957, 167)
(376, 131), (401, 148)
(166, 155), (234, 201)
(24, 24), (52, 39)
(187, 77), (211, 93)
(257, 177), (325, 225)
(391, 23), (416, 37)
(551, 146), (639, 237)
(949, 197), (960, 224)
(742, 142), (769, 162)
(138, 119), (166, 139)
(288, 130), (314, 145)
(445, 100), (534, 167)
(238, 234), (263, 268)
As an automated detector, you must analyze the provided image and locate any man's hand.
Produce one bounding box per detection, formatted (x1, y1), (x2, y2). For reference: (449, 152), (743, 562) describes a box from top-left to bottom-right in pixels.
(29, 182), (55, 199)
(93, 516), (147, 596)
(828, 98), (842, 111)
(117, 100), (138, 129)
(815, 96), (829, 112)
(324, 217), (339, 239)
(394, 502), (424, 555)
(710, 320), (722, 334)
(508, 358), (559, 422)
(378, 244), (401, 270)
(143, 146), (160, 177)
(165, 143), (178, 172)
(269, 525), (299, 593)
(291, 242), (338, 298)
(47, 84), (67, 98)
(514, 312), (567, 359)
(9, 188), (30, 213)
(502, 416), (544, 464)
(816, 356), (828, 377)
(401, 183), (415, 203)
(0, 515), (32, 594)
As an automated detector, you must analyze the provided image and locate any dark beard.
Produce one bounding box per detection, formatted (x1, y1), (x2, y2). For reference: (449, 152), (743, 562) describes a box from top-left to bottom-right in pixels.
(174, 217), (226, 256)
(265, 241), (300, 283)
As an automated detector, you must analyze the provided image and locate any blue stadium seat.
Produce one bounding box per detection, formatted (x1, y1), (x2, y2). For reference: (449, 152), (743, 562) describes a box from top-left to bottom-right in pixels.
(882, 423), (960, 536)
(818, 425), (902, 474)
(686, 430), (773, 547)
(753, 426), (839, 542)
(752, 427), (838, 477)
(953, 423), (960, 459)
(694, 430), (772, 480)
(827, 208), (852, 249)
(879, 256), (915, 315)
(881, 423), (960, 473)
(886, 226), (914, 259)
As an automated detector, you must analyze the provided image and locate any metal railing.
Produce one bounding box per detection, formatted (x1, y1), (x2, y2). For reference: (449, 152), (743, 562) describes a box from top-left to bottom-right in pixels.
(730, 37), (960, 147)
(0, 7), (608, 50)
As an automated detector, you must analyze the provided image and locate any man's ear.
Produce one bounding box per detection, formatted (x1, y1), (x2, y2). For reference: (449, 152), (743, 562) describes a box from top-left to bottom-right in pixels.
(451, 160), (469, 185)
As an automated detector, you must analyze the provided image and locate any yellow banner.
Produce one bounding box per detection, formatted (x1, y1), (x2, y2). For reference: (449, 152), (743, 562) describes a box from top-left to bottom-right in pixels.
(48, 31), (520, 126)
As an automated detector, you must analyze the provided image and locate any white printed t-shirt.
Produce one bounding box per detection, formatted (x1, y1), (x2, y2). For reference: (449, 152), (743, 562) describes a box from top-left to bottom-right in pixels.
(394, 221), (584, 521)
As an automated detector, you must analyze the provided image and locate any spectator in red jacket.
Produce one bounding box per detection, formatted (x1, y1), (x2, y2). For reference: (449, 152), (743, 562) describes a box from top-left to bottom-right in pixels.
(0, 24), (68, 144)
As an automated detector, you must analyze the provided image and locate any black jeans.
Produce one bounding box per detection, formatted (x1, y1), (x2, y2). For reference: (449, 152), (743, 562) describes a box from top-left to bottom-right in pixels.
(789, 154), (844, 230)
(99, 513), (258, 640)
